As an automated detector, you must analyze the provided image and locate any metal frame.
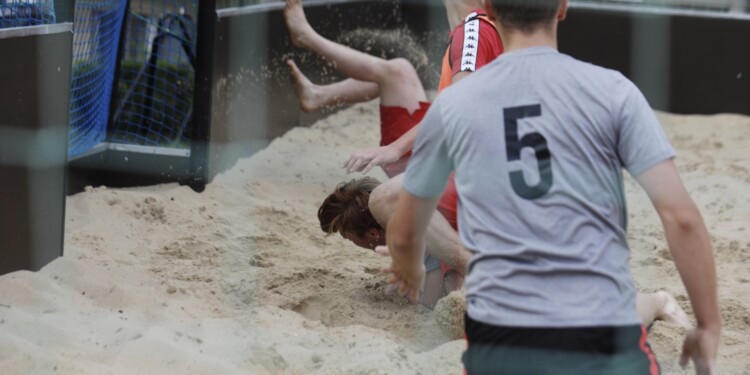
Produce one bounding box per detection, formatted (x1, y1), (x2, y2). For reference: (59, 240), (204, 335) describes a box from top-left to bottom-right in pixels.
(570, 1), (750, 19)
(0, 22), (71, 38)
(217, 0), (370, 17)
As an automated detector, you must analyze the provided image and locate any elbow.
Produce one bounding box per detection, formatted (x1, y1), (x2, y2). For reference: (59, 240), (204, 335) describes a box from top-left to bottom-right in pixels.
(658, 204), (704, 232)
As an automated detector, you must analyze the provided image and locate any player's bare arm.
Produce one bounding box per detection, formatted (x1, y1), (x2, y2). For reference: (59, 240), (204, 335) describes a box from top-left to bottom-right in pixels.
(636, 159), (721, 375)
(382, 189), (441, 302)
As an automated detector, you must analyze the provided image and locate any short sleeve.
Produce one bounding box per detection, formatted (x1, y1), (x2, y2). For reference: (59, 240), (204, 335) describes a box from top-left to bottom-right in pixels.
(475, 21), (502, 69)
(450, 19), (500, 76)
(616, 80), (676, 177)
(402, 99), (453, 199)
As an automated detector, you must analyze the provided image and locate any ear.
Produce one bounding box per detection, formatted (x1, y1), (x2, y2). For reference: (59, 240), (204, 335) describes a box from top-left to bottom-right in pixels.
(558, 0), (568, 21)
(366, 228), (381, 238)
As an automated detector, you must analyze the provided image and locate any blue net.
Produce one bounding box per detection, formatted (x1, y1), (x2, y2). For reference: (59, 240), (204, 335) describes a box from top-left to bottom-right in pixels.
(0, 0), (55, 28)
(109, 0), (197, 148)
(68, 0), (127, 158)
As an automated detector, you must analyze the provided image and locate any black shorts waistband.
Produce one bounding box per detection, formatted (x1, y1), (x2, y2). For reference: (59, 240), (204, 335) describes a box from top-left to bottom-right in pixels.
(465, 314), (646, 355)
(463, 315), (660, 375)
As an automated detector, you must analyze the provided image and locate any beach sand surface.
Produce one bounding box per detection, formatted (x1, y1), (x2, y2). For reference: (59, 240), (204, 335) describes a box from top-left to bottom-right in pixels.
(0, 101), (748, 374)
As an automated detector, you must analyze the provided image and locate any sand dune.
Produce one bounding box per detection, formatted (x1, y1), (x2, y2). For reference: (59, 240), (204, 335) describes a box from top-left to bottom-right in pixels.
(0, 101), (748, 374)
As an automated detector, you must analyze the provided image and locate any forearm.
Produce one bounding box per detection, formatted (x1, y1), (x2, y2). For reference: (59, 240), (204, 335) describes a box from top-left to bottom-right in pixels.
(386, 203), (427, 269)
(390, 125), (419, 157)
(423, 213), (470, 276)
(385, 190), (442, 273)
(661, 208), (721, 332)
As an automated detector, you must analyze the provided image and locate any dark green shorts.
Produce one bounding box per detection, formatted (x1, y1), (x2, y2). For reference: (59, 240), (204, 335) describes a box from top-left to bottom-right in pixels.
(462, 314), (660, 375)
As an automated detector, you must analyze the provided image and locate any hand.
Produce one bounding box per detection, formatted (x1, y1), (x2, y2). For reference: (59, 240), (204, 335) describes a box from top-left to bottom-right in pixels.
(375, 247), (402, 296)
(680, 327), (720, 375)
(375, 245), (425, 303)
(342, 145), (402, 175)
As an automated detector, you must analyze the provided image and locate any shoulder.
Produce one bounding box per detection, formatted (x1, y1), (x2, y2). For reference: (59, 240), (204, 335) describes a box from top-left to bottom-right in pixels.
(561, 55), (646, 119)
(565, 53), (629, 83)
(450, 11), (497, 43)
(558, 54), (636, 97)
(476, 21), (503, 57)
(449, 13), (503, 72)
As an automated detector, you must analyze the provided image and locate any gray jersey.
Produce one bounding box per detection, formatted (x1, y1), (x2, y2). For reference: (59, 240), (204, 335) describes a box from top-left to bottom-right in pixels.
(403, 47), (675, 327)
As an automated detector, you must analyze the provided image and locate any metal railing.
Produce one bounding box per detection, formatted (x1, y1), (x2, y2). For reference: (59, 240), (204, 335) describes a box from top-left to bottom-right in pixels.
(570, 0), (748, 13)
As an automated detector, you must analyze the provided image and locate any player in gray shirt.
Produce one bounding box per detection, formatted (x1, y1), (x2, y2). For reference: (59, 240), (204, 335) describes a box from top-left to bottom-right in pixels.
(383, 0), (720, 374)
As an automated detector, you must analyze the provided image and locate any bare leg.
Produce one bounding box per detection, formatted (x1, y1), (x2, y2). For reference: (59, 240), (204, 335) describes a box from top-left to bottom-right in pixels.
(284, 0), (427, 111)
(287, 60), (379, 112)
(636, 291), (691, 328)
(370, 174), (471, 276)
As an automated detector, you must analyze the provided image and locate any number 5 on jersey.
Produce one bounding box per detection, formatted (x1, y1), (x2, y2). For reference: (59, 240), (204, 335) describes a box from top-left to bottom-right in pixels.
(504, 104), (553, 199)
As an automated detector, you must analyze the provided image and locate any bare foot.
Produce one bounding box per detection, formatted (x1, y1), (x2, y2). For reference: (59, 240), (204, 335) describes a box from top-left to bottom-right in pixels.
(287, 60), (322, 112)
(656, 290), (691, 328)
(284, 0), (316, 49)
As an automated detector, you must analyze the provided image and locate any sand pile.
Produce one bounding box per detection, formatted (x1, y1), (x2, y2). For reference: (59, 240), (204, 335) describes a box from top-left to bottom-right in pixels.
(434, 290), (466, 340)
(0, 101), (748, 374)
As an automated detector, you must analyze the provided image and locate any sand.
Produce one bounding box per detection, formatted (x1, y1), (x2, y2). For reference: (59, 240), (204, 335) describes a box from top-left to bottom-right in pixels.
(0, 101), (748, 374)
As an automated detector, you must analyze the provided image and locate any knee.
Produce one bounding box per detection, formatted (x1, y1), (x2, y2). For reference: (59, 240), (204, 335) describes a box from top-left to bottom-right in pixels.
(385, 58), (418, 79)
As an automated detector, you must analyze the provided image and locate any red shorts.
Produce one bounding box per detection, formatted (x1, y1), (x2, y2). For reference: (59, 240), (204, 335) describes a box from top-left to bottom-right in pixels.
(380, 103), (458, 275)
(379, 103), (458, 231)
(436, 173), (458, 232)
(436, 174), (458, 274)
(380, 102), (431, 147)
(379, 102), (430, 178)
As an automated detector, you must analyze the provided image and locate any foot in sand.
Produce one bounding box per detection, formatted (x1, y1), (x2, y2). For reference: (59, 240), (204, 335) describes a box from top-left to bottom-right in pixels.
(287, 60), (323, 112)
(284, 0), (316, 49)
(656, 290), (691, 328)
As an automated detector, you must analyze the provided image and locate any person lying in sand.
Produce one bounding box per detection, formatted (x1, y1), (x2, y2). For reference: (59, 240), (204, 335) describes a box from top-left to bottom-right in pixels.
(318, 176), (692, 332)
(317, 176), (464, 308)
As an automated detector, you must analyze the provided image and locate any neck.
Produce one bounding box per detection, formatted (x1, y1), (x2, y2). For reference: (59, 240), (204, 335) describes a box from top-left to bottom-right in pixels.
(446, 2), (481, 29)
(497, 23), (559, 53)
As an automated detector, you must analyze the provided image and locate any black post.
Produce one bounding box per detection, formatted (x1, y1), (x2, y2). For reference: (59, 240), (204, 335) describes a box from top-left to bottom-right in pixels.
(106, 0), (131, 141)
(54, 0), (75, 23)
(189, 0), (217, 193)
